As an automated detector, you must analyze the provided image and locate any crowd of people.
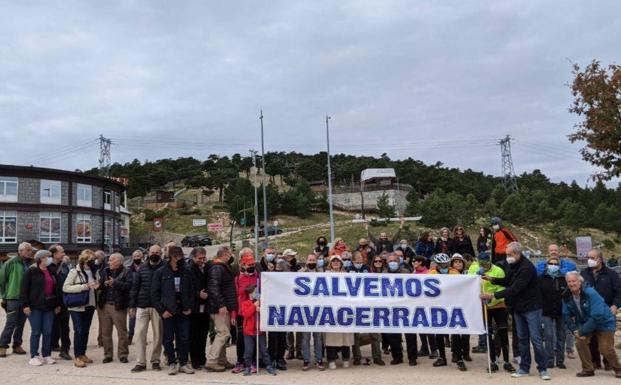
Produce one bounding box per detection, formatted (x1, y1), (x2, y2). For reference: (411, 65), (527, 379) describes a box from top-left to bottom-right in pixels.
(0, 216), (620, 380)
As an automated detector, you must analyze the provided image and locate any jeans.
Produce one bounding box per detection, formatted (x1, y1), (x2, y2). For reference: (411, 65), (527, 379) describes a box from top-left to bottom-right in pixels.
(243, 334), (272, 368)
(52, 307), (71, 353)
(70, 306), (95, 357)
(565, 325), (575, 353)
(0, 300), (27, 348)
(542, 315), (565, 367)
(514, 309), (547, 373)
(301, 332), (323, 363)
(163, 312), (190, 366)
(28, 310), (55, 358)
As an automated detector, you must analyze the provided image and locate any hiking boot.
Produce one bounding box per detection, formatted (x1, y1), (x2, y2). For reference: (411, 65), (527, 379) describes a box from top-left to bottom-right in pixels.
(373, 358), (386, 366)
(432, 358), (447, 367)
(231, 362), (244, 374)
(131, 365), (146, 372)
(503, 362), (516, 373)
(59, 351), (72, 360)
(152, 362), (161, 371)
(353, 358), (361, 366)
(12, 345), (26, 355)
(0, 347), (6, 358)
(74, 358), (86, 368)
(317, 360), (325, 371)
(576, 370), (595, 377)
(168, 364), (178, 375)
(409, 360), (417, 366)
(457, 360), (467, 371)
(488, 362), (499, 373)
(205, 363), (226, 372)
(179, 364), (195, 374)
(302, 360), (310, 371)
(266, 366), (277, 375)
(220, 361), (235, 369)
(463, 354), (472, 362)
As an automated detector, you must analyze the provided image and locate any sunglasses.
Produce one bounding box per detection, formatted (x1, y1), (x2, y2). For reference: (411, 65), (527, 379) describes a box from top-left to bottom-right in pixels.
(548, 263), (559, 266)
(373, 260), (383, 263)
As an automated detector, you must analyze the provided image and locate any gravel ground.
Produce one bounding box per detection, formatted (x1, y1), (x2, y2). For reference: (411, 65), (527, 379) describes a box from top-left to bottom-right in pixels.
(1, 311), (620, 385)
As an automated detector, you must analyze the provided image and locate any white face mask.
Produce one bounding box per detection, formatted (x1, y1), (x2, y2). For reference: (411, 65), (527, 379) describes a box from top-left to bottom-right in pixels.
(492, 224), (500, 231)
(506, 256), (516, 264)
(587, 259), (598, 268)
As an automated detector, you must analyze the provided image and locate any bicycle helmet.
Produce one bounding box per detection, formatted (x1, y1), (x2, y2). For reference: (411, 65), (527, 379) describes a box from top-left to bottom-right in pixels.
(433, 253), (450, 264)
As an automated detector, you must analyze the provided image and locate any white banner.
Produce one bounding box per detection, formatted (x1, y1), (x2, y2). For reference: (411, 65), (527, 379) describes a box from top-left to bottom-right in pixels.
(260, 272), (485, 334)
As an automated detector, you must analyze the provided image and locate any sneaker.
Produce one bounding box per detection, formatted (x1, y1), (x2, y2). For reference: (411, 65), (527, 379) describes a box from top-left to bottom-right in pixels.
(343, 360), (350, 368)
(243, 368), (251, 376)
(432, 358), (447, 367)
(42, 356), (56, 365)
(328, 361), (337, 370)
(266, 366), (277, 375)
(317, 360), (325, 371)
(302, 360), (310, 371)
(131, 365), (147, 373)
(231, 363), (244, 374)
(512, 356), (521, 365)
(205, 363), (226, 372)
(557, 363), (566, 369)
(503, 362), (516, 373)
(168, 364), (178, 375)
(457, 360), (467, 372)
(251, 364), (257, 373)
(511, 369), (529, 378)
(29, 357), (44, 366)
(488, 362), (499, 373)
(373, 358), (386, 366)
(539, 370), (551, 380)
(179, 364), (194, 374)
(59, 351), (72, 360)
(152, 362), (161, 371)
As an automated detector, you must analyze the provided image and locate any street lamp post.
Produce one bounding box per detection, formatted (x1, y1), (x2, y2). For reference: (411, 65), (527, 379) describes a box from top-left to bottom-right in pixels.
(250, 150), (260, 258)
(260, 110), (268, 249)
(326, 115), (335, 243)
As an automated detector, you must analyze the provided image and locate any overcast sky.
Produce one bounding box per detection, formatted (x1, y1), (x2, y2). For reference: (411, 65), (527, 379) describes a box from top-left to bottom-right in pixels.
(1, 1), (620, 186)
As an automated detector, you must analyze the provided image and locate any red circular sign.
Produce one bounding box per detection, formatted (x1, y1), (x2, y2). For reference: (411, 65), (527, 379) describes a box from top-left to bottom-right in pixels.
(25, 223), (33, 230)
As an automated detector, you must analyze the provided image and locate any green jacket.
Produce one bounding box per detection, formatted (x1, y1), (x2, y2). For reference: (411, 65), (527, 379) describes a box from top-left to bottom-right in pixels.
(0, 256), (28, 300)
(468, 262), (506, 309)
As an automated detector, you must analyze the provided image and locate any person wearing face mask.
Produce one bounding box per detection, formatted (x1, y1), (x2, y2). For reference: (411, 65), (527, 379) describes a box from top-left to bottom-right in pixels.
(538, 256), (568, 370)
(0, 242), (32, 358)
(314, 237), (329, 258)
(535, 244), (577, 277)
(355, 238), (376, 265)
(324, 256), (354, 369)
(282, 250), (303, 361)
(205, 246), (238, 372)
(490, 217), (518, 267)
(580, 248), (621, 371)
(129, 245), (164, 373)
(49, 245), (72, 361)
(300, 254), (326, 371)
(232, 249), (258, 374)
(365, 218), (405, 254)
(260, 248), (276, 272)
(449, 254), (471, 367)
(481, 242), (549, 380)
(188, 247), (210, 371)
(282, 249), (301, 272)
(63, 249), (100, 368)
(127, 250), (144, 346)
(240, 284), (277, 376)
(395, 240), (415, 266)
(340, 251), (354, 272)
(151, 246), (195, 375)
(330, 238), (349, 257)
(393, 250), (411, 273)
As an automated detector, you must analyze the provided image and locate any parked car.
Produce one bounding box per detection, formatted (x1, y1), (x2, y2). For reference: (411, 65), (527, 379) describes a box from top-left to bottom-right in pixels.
(181, 234), (213, 247)
(250, 226), (283, 237)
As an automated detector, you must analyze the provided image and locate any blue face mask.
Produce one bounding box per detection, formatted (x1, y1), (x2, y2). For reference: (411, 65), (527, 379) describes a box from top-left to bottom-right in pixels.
(478, 267), (486, 276)
(439, 267), (449, 274)
(388, 261), (399, 271)
(251, 291), (260, 300)
(317, 259), (324, 268)
(265, 254), (275, 262)
(353, 263), (364, 270)
(343, 260), (352, 268)
(547, 264), (560, 274)
(399, 256), (404, 265)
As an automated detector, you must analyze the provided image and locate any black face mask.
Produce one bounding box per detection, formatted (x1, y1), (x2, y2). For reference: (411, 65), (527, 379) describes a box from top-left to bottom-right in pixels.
(133, 259), (142, 266)
(318, 241), (326, 246)
(246, 266), (256, 274)
(307, 263), (317, 270)
(176, 258), (185, 267)
(149, 254), (161, 264)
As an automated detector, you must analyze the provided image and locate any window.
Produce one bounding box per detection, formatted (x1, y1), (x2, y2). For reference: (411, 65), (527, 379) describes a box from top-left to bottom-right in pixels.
(39, 212), (61, 243)
(77, 184), (92, 207)
(76, 214), (92, 243)
(40, 180), (61, 204)
(0, 177), (18, 202)
(104, 190), (111, 210)
(0, 211), (17, 243)
(114, 192), (120, 212)
(104, 218), (112, 243)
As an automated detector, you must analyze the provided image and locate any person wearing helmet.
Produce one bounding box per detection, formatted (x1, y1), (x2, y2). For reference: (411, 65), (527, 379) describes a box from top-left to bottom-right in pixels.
(490, 217), (518, 266)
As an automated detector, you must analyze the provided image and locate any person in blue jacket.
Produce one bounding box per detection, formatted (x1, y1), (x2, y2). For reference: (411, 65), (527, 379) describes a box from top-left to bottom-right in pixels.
(414, 231), (434, 268)
(562, 271), (621, 378)
(535, 244), (577, 277)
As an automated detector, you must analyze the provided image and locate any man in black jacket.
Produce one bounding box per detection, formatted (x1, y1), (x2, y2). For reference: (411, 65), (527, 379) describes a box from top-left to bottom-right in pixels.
(129, 245), (164, 373)
(188, 247), (210, 370)
(151, 246), (195, 375)
(539, 256), (567, 369)
(206, 246), (238, 372)
(97, 253), (133, 364)
(581, 248), (621, 370)
(482, 242), (550, 380)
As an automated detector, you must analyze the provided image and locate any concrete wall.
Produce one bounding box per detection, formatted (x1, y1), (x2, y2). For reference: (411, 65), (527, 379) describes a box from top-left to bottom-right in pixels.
(332, 189), (409, 214)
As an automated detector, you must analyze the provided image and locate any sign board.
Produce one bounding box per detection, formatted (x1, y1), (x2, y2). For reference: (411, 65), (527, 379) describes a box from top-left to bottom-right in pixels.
(576, 236), (592, 259)
(261, 272), (485, 334)
(361, 168), (396, 182)
(192, 219), (207, 227)
(153, 217), (164, 232)
(208, 223), (224, 232)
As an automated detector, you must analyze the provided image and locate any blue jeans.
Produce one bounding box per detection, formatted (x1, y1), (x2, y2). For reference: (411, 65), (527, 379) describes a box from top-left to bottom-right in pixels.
(28, 310), (55, 358)
(162, 313), (190, 365)
(542, 315), (565, 367)
(514, 309), (547, 373)
(301, 332), (323, 363)
(70, 306), (95, 357)
(565, 324), (575, 353)
(0, 300), (27, 348)
(243, 334), (272, 368)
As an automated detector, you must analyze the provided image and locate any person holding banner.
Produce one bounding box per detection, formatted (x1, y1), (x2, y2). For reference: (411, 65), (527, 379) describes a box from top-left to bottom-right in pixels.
(324, 255), (354, 369)
(300, 254), (326, 371)
(240, 284), (277, 376)
(383, 253), (418, 366)
(481, 242), (550, 380)
(449, 254), (471, 366)
(268, 260), (290, 370)
(468, 252), (515, 373)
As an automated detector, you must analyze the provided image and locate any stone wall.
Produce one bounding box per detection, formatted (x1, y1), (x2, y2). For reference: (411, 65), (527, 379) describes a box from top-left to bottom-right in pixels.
(332, 189), (409, 214)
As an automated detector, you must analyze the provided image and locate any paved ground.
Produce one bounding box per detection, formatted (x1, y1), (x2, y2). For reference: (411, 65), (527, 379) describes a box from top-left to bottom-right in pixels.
(1, 311), (619, 385)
